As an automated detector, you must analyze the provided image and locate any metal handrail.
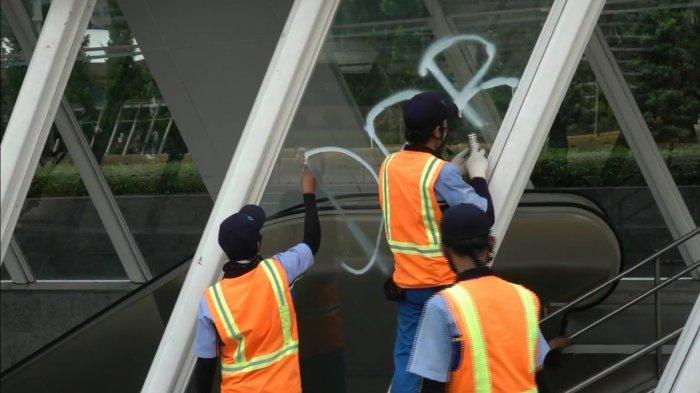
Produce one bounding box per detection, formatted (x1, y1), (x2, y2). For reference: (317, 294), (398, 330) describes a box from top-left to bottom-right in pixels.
(568, 260), (700, 340)
(541, 228), (699, 323)
(565, 327), (683, 393)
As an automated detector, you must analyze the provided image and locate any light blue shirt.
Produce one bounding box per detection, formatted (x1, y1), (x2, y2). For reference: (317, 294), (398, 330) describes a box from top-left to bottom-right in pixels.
(434, 163), (487, 212)
(408, 293), (550, 383)
(195, 243), (314, 358)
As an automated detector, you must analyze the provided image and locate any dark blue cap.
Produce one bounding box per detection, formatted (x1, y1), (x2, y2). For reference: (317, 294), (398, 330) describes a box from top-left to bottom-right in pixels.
(403, 92), (459, 135)
(440, 204), (491, 245)
(218, 205), (266, 262)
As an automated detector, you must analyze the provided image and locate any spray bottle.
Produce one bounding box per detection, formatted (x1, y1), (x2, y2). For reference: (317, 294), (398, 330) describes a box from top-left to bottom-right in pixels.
(468, 133), (480, 154)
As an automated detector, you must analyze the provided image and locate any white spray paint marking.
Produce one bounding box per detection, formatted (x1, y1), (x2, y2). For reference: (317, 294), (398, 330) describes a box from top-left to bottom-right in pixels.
(419, 34), (518, 130)
(363, 89), (424, 156)
(301, 35), (516, 276)
(304, 147), (388, 276)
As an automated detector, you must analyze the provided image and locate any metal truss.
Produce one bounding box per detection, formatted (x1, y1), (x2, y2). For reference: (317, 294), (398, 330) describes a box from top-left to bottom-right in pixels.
(585, 26), (700, 278)
(487, 0), (606, 247)
(0, 0), (97, 262)
(1, 0), (151, 282)
(140, 1), (341, 391)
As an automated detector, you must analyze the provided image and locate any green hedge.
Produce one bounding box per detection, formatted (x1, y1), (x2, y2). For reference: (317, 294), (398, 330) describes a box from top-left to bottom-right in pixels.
(27, 147), (699, 198)
(28, 161), (208, 197)
(532, 147), (699, 187)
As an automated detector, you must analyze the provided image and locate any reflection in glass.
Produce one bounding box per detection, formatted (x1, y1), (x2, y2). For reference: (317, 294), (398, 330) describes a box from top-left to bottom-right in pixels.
(14, 140), (127, 280)
(0, 10), (27, 139)
(532, 1), (699, 274)
(1, 264), (10, 281)
(259, 1), (554, 390)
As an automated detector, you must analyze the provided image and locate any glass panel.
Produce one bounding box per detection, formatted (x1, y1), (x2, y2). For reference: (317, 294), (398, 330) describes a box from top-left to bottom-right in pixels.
(0, 9), (28, 139)
(1, 265), (9, 281)
(12, 130), (127, 279)
(58, 0), (211, 276)
(257, 1), (554, 390)
(530, 1), (699, 278)
(598, 0), (699, 213)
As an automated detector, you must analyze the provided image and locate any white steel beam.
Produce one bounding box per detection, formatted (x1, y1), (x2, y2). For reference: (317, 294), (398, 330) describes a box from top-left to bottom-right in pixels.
(423, 0), (535, 190)
(487, 0), (606, 247)
(0, 0), (97, 262)
(657, 294), (700, 393)
(2, 238), (35, 284)
(140, 1), (341, 391)
(586, 26), (700, 277)
(4, 0), (151, 282)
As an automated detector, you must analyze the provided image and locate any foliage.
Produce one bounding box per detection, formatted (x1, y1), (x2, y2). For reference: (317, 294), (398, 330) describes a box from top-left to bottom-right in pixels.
(25, 146), (699, 198)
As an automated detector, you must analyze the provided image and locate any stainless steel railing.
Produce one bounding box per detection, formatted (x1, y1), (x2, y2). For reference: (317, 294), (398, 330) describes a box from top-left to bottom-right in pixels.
(564, 328), (684, 393)
(541, 227), (699, 392)
(541, 228), (699, 324)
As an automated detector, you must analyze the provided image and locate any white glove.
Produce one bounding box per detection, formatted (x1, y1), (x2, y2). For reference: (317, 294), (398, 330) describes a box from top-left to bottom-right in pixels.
(450, 148), (469, 176)
(465, 147), (488, 179)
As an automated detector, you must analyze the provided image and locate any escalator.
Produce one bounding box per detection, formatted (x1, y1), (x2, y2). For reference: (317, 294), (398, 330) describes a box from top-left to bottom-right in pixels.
(0, 191), (622, 392)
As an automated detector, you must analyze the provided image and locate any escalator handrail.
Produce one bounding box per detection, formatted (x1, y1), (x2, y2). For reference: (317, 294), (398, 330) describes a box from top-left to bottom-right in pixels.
(267, 191), (626, 316)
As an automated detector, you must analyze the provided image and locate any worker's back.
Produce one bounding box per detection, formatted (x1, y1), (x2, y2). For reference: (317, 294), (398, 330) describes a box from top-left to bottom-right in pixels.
(440, 275), (540, 393)
(378, 150), (455, 288)
(203, 258), (301, 393)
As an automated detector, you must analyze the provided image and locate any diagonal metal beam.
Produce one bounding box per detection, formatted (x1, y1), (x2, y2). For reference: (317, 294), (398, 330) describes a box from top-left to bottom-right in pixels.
(2, 237), (35, 284)
(586, 26), (700, 278)
(3, 0), (151, 282)
(486, 0), (606, 249)
(140, 1), (341, 391)
(423, 0), (534, 189)
(1, 0), (96, 262)
(656, 294), (700, 392)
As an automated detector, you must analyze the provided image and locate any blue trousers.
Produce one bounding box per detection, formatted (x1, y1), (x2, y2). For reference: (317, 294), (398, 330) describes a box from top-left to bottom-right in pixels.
(391, 288), (440, 393)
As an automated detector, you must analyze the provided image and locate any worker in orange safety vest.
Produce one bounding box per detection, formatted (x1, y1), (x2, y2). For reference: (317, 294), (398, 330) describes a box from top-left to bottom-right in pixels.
(409, 203), (552, 393)
(193, 166), (320, 393)
(378, 92), (493, 392)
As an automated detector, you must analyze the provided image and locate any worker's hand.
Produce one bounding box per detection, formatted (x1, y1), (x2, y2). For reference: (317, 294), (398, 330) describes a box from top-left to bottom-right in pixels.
(548, 336), (571, 350)
(465, 147), (488, 180)
(301, 165), (316, 194)
(450, 148), (469, 176)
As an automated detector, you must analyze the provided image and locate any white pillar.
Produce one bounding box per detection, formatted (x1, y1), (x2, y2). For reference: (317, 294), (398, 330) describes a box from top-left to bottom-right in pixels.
(586, 27), (700, 277)
(656, 294), (700, 392)
(140, 1), (340, 391)
(486, 0), (606, 247)
(0, 0), (97, 262)
(2, 238), (34, 284)
(4, 0), (151, 282)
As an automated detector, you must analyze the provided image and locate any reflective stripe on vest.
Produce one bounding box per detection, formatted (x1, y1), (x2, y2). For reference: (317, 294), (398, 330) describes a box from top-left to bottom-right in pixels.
(514, 284), (539, 374)
(443, 283), (539, 393)
(381, 153), (444, 257)
(444, 285), (492, 393)
(207, 259), (299, 376)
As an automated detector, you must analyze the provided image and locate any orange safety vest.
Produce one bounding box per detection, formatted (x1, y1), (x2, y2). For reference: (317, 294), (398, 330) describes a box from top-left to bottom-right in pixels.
(203, 258), (300, 393)
(440, 276), (540, 393)
(378, 150), (455, 288)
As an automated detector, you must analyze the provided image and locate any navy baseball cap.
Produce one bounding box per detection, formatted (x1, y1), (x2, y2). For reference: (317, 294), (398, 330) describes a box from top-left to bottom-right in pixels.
(218, 205), (266, 262)
(440, 204), (491, 246)
(403, 92), (459, 135)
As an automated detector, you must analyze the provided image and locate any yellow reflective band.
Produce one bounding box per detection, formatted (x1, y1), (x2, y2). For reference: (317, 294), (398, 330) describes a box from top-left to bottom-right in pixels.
(261, 259), (293, 345)
(382, 154), (445, 258)
(210, 284), (246, 363)
(381, 154), (397, 241)
(419, 157), (442, 245)
(514, 284), (539, 374)
(221, 342), (299, 375)
(387, 240), (443, 257)
(446, 286), (492, 393)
